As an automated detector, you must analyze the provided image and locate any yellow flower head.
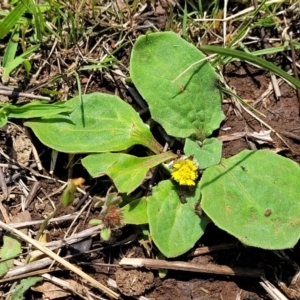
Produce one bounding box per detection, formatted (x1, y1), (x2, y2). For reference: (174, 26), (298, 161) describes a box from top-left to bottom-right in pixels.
(171, 157), (198, 186)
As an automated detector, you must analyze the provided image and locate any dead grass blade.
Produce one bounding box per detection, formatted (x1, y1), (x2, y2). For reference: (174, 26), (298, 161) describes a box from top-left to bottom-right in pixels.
(119, 258), (264, 278)
(0, 220), (119, 299)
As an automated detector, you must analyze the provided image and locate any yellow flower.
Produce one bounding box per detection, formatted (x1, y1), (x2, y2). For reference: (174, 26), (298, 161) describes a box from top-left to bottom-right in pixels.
(171, 158), (198, 186)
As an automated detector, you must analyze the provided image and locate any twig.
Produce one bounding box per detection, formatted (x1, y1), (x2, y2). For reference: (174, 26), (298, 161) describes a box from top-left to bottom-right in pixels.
(189, 242), (236, 257)
(3, 213), (78, 229)
(280, 131), (300, 142)
(24, 181), (40, 209)
(223, 0), (228, 46)
(4, 257), (54, 279)
(0, 225), (103, 263)
(0, 196), (10, 223)
(0, 221), (119, 299)
(0, 163), (20, 170)
(39, 182), (67, 204)
(119, 258), (264, 278)
(0, 85), (20, 92)
(36, 203), (62, 241)
(25, 128), (43, 171)
(0, 266), (59, 283)
(0, 89), (50, 101)
(32, 224), (103, 254)
(42, 273), (90, 300)
(3, 265), (90, 299)
(253, 78), (284, 106)
(270, 74), (281, 100)
(260, 277), (288, 300)
(0, 165), (8, 200)
(32, 39), (58, 80)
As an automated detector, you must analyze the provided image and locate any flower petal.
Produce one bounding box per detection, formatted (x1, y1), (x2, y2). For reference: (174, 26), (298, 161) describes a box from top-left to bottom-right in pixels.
(171, 158), (198, 186)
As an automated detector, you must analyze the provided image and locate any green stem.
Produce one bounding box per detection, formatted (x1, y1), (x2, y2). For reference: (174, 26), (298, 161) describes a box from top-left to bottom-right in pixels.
(36, 203), (62, 242)
(24, 203), (62, 264)
(149, 137), (164, 154)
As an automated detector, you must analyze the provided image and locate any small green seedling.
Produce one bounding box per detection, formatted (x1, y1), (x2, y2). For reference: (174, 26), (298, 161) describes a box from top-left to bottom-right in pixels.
(24, 32), (300, 258)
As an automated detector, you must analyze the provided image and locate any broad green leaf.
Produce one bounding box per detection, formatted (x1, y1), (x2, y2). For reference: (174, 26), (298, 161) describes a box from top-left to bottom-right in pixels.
(122, 197), (148, 224)
(82, 151), (177, 193)
(11, 276), (43, 300)
(147, 180), (209, 257)
(4, 101), (73, 118)
(0, 3), (26, 39)
(184, 137), (222, 169)
(130, 31), (224, 140)
(201, 150), (300, 249)
(0, 233), (22, 276)
(25, 93), (162, 154)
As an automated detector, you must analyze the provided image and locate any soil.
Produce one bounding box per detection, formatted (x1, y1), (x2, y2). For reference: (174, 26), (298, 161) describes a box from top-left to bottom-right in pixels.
(1, 2), (300, 300)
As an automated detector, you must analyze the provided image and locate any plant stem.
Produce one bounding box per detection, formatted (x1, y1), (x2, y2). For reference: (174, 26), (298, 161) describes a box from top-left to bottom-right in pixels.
(36, 203), (62, 242)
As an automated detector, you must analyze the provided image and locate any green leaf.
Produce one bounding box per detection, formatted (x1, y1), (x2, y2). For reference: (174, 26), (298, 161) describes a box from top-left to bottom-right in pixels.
(121, 197), (148, 224)
(89, 219), (103, 225)
(184, 137), (222, 169)
(25, 93), (162, 154)
(250, 43), (300, 56)
(0, 3), (26, 39)
(2, 45), (40, 80)
(5, 101), (73, 118)
(2, 26), (19, 67)
(60, 181), (77, 207)
(100, 228), (111, 241)
(25, 0), (44, 42)
(201, 150), (300, 249)
(11, 276), (43, 300)
(23, 59), (31, 74)
(82, 151), (177, 193)
(0, 110), (8, 128)
(2, 56), (25, 80)
(130, 32), (224, 140)
(147, 180), (209, 257)
(0, 233), (22, 276)
(201, 45), (300, 90)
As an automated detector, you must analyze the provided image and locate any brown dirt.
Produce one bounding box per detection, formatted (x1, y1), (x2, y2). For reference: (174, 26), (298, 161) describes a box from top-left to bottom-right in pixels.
(222, 62), (300, 162)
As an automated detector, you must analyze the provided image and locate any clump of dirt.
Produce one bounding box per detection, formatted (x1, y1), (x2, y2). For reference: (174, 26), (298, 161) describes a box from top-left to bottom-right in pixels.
(115, 269), (155, 296)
